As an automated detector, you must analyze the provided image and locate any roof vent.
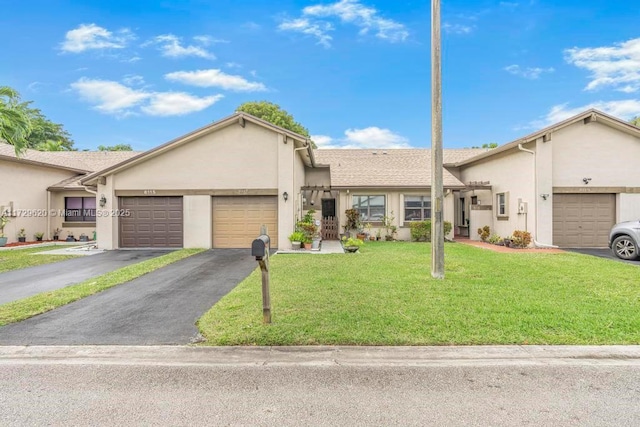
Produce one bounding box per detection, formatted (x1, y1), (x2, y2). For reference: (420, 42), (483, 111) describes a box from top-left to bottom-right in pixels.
(372, 151), (378, 155)
(382, 151), (388, 155)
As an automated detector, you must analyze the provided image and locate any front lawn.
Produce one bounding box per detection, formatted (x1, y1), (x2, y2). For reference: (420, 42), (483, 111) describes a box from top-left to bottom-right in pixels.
(198, 242), (640, 345)
(0, 246), (78, 274)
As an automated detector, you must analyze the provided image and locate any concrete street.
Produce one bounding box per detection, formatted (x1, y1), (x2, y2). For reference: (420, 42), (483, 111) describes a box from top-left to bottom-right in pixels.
(1, 346), (639, 426)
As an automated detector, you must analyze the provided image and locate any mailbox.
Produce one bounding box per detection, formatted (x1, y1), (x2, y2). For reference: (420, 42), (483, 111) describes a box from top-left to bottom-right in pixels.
(251, 234), (270, 260)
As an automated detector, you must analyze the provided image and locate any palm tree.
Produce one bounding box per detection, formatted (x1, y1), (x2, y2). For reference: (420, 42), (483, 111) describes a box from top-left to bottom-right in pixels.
(0, 86), (32, 156)
(37, 140), (66, 151)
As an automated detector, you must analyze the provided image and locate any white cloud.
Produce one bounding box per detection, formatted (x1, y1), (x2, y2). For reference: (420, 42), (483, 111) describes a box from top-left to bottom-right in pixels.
(192, 35), (229, 45)
(70, 77), (222, 117)
(145, 34), (215, 59)
(565, 38), (640, 93)
(225, 62), (242, 68)
(529, 100), (640, 128)
(122, 74), (145, 86)
(442, 23), (475, 35)
(313, 127), (411, 149)
(280, 0), (408, 47)
(504, 64), (554, 79)
(61, 23), (134, 53)
(279, 18), (333, 48)
(165, 69), (267, 92)
(142, 92), (223, 116)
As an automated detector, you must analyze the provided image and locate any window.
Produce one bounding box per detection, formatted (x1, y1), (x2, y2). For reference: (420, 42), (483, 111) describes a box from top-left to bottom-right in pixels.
(496, 192), (508, 218)
(353, 195), (385, 221)
(65, 197), (96, 222)
(404, 196), (431, 221)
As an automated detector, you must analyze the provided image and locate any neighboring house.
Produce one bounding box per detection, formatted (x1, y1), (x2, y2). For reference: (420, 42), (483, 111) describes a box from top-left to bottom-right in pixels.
(447, 109), (640, 248)
(5, 108), (639, 250)
(0, 143), (138, 243)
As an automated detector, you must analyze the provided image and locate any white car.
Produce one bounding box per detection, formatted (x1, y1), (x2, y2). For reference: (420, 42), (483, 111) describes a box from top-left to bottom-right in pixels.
(609, 221), (640, 260)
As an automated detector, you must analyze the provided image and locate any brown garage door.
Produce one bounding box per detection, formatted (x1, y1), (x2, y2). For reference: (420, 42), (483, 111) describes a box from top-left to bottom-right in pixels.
(119, 197), (183, 248)
(212, 196), (278, 248)
(553, 193), (615, 247)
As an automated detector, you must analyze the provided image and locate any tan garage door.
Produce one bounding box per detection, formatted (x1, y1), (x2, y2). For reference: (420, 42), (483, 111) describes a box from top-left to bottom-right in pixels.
(119, 197), (183, 248)
(553, 193), (615, 247)
(212, 196), (278, 248)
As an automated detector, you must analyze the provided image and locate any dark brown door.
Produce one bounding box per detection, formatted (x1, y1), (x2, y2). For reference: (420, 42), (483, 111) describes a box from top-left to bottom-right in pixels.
(119, 197), (183, 248)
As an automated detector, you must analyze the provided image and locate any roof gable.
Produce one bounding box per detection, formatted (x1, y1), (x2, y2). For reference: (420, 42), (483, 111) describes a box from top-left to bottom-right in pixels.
(448, 109), (640, 167)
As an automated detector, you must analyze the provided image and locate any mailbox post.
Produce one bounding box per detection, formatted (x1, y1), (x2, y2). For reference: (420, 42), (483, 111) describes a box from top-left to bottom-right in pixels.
(251, 234), (271, 324)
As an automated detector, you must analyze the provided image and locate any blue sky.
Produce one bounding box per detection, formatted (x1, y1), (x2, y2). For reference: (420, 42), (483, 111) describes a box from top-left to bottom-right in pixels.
(1, 0), (639, 150)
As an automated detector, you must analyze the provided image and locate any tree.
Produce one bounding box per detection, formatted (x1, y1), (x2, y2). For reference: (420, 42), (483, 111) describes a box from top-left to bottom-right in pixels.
(0, 86), (74, 155)
(236, 101), (316, 148)
(470, 142), (498, 149)
(97, 144), (133, 151)
(0, 86), (32, 156)
(631, 117), (640, 127)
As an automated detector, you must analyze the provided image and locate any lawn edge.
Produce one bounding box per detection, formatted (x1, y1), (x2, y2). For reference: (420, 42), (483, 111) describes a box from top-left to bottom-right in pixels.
(0, 248), (205, 326)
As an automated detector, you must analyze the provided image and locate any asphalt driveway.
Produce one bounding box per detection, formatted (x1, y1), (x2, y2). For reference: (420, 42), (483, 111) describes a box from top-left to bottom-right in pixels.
(566, 248), (640, 265)
(0, 250), (169, 305)
(0, 249), (256, 345)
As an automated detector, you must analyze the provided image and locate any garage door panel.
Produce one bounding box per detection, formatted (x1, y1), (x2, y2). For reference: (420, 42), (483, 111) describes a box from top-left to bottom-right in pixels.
(553, 193), (615, 248)
(212, 196), (278, 248)
(119, 197), (183, 248)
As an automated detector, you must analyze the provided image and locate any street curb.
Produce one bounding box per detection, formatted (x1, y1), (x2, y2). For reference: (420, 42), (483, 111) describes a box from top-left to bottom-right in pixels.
(1, 345), (640, 367)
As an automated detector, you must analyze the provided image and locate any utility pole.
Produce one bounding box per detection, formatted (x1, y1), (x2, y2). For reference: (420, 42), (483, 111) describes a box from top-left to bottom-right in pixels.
(431, 0), (445, 279)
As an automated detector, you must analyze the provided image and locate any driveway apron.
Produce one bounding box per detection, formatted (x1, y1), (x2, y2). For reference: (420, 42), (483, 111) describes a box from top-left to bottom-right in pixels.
(0, 249), (256, 345)
(0, 250), (169, 305)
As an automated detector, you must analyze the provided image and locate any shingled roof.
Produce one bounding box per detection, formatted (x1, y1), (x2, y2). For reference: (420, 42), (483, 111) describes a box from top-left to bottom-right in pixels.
(0, 142), (140, 173)
(313, 148), (487, 188)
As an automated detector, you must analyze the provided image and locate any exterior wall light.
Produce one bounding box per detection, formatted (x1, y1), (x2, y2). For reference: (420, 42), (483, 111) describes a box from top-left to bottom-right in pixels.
(99, 194), (107, 207)
(283, 192), (289, 202)
(540, 194), (549, 200)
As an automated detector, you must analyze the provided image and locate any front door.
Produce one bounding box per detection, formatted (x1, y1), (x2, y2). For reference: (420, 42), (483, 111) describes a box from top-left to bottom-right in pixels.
(321, 198), (339, 240)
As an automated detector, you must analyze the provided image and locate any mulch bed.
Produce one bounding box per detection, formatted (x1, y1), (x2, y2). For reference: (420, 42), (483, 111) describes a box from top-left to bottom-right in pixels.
(3, 240), (59, 248)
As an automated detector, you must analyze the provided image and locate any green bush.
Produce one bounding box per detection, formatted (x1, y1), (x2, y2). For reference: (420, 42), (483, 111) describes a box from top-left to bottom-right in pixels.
(409, 220), (452, 242)
(488, 233), (502, 244)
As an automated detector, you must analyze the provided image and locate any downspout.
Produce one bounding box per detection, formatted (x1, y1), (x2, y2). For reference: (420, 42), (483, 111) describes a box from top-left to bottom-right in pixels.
(294, 144), (308, 222)
(518, 143), (558, 248)
(46, 190), (51, 241)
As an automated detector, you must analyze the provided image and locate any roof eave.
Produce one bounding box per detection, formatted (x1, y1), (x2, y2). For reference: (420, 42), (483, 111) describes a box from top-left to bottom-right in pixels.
(0, 154), (90, 174)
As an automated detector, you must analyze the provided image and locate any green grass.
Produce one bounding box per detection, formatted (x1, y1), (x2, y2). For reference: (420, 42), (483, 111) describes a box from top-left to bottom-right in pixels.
(198, 242), (640, 345)
(0, 246), (79, 273)
(0, 248), (204, 326)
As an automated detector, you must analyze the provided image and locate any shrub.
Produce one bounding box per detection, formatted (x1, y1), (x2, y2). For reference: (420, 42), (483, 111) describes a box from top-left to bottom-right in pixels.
(477, 225), (490, 242)
(511, 230), (532, 248)
(342, 236), (364, 247)
(288, 231), (305, 242)
(488, 233), (501, 244)
(410, 220), (453, 242)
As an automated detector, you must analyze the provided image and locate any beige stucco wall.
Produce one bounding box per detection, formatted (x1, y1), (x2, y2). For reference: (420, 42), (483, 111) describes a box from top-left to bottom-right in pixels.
(552, 121), (640, 188)
(96, 175), (118, 250)
(183, 195), (212, 248)
(115, 122), (279, 190)
(0, 159), (80, 243)
(619, 193), (640, 222)
(457, 146), (536, 241)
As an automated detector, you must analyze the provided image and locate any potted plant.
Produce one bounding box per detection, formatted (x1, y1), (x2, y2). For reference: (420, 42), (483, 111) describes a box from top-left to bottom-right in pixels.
(52, 228), (61, 241)
(288, 231), (304, 250)
(342, 236), (364, 253)
(66, 232), (75, 242)
(382, 211), (396, 241)
(375, 229), (382, 241)
(364, 222), (373, 240)
(17, 228), (26, 243)
(0, 212), (9, 247)
(297, 209), (318, 250)
(79, 233), (89, 242)
(34, 232), (44, 242)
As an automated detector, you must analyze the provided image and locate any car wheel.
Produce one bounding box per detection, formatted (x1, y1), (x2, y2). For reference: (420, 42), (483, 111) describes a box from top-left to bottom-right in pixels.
(612, 235), (639, 260)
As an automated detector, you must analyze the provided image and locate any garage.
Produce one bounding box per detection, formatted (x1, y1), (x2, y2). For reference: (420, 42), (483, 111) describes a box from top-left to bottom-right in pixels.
(212, 196), (278, 248)
(119, 197), (183, 248)
(552, 193), (615, 247)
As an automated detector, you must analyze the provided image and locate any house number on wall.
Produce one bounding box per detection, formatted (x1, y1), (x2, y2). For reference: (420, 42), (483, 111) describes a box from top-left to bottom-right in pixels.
(143, 190), (157, 195)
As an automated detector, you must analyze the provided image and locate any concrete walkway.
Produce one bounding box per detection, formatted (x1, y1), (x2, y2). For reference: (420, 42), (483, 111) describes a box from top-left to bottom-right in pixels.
(278, 240), (344, 254)
(0, 250), (169, 305)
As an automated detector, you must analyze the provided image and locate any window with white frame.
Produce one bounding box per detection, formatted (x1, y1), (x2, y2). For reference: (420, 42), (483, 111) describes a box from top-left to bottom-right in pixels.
(352, 195), (385, 222)
(496, 192), (508, 217)
(404, 196), (431, 221)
